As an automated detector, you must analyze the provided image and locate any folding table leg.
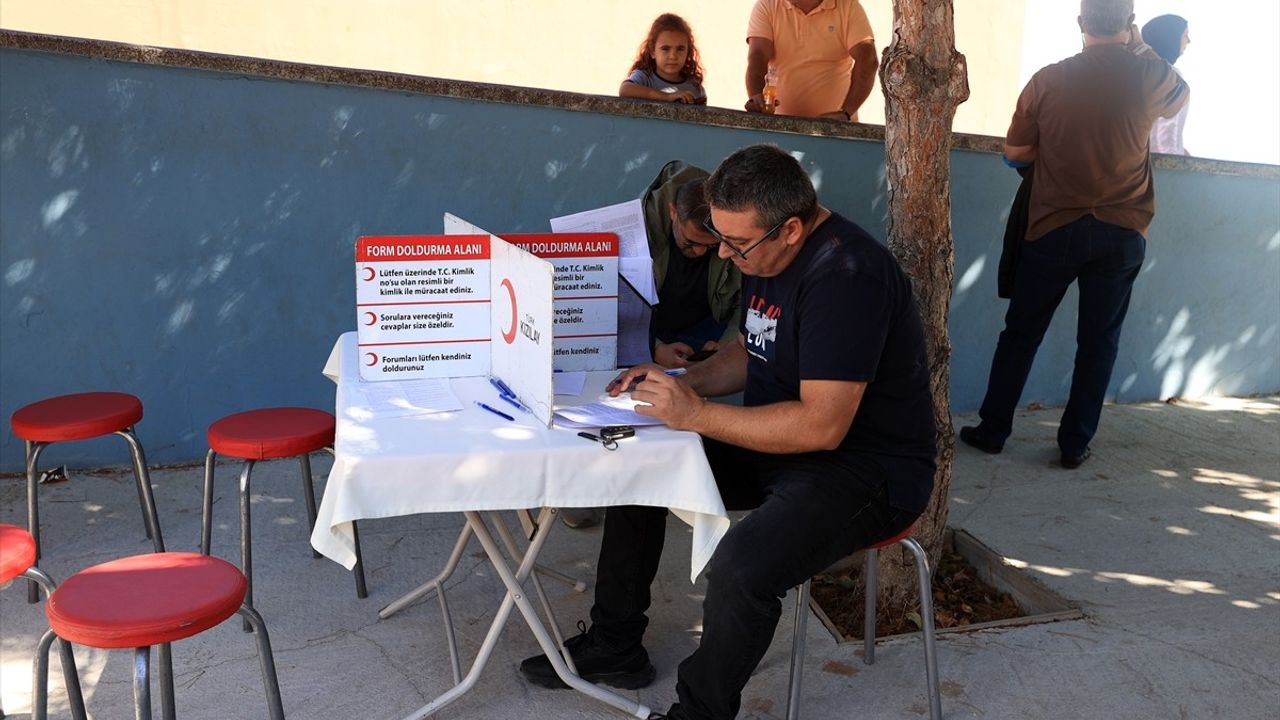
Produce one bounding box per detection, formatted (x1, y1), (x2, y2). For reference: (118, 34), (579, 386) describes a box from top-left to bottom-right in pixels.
(399, 510), (650, 720)
(378, 522), (474, 619)
(488, 510), (578, 676)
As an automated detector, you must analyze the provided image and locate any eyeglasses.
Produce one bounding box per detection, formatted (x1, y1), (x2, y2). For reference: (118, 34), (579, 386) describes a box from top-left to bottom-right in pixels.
(702, 216), (789, 260)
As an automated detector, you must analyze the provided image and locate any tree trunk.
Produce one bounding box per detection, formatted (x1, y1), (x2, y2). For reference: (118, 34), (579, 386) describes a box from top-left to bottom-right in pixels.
(875, 0), (969, 606)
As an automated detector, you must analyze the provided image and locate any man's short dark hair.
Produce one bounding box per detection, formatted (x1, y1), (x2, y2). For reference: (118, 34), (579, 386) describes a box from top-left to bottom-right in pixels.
(674, 177), (710, 227)
(1080, 0), (1133, 37)
(706, 145), (818, 229)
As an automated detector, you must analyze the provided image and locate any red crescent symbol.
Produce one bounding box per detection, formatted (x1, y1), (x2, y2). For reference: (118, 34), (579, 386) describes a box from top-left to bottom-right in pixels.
(500, 278), (518, 344)
(363, 267), (376, 281)
(364, 311), (377, 326)
(365, 352), (378, 367)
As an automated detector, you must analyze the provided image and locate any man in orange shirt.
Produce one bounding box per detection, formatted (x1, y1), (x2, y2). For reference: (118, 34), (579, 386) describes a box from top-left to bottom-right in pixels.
(745, 0), (878, 121)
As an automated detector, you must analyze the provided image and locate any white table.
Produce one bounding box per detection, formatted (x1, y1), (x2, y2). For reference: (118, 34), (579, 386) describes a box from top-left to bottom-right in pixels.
(311, 332), (729, 719)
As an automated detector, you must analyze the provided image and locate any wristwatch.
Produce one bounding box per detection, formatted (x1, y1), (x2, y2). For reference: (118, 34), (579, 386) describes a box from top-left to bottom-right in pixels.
(837, 109), (852, 121)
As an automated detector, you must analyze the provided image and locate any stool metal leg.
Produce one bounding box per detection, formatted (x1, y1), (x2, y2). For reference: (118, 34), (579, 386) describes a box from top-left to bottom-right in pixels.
(32, 628), (57, 720)
(785, 579), (811, 720)
(239, 459), (258, 632)
(25, 441), (47, 604)
(864, 547), (879, 665)
(237, 603), (286, 720)
(118, 428), (165, 552)
(299, 453), (321, 559)
(351, 520), (368, 599)
(157, 642), (176, 720)
(902, 537), (942, 720)
(24, 567), (86, 720)
(133, 646), (153, 720)
(200, 449), (217, 555)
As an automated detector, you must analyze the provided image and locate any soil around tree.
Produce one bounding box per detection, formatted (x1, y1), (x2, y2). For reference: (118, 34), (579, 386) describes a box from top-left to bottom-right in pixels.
(812, 541), (1024, 639)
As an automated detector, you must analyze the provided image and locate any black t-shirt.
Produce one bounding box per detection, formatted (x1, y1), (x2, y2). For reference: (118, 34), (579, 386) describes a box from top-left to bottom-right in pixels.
(740, 212), (936, 512)
(653, 233), (715, 345)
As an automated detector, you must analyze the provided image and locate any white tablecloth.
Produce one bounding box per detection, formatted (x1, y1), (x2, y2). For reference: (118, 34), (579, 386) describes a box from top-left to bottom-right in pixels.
(310, 332), (729, 582)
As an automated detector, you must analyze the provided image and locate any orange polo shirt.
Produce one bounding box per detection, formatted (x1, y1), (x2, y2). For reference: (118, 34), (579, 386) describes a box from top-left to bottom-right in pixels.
(747, 0), (874, 119)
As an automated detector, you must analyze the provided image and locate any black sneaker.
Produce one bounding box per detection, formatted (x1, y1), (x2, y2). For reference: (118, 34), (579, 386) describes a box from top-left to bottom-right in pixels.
(1060, 447), (1091, 469)
(519, 621), (656, 690)
(959, 425), (1004, 454)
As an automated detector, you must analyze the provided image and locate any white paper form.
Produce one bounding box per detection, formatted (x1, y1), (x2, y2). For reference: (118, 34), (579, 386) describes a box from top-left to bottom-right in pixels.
(553, 371), (588, 396)
(551, 200), (658, 305)
(348, 378), (463, 419)
(552, 392), (666, 428)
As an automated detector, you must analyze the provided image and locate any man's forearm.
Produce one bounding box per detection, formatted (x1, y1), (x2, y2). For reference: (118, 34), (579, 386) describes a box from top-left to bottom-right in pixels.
(684, 338), (747, 398)
(689, 400), (835, 454)
(746, 54), (769, 97)
(842, 44), (879, 116)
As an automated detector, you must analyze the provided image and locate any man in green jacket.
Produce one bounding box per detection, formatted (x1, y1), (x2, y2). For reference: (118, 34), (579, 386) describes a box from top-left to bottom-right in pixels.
(563, 161), (743, 529)
(641, 160), (742, 368)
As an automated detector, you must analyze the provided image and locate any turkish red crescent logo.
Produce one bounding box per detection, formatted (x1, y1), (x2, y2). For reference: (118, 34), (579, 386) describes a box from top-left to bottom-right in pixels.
(500, 278), (518, 344)
(365, 352), (378, 367)
(363, 312), (377, 326)
(362, 267), (375, 281)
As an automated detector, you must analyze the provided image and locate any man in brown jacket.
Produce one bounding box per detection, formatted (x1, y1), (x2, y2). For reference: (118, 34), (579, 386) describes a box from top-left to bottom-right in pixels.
(961, 0), (1189, 468)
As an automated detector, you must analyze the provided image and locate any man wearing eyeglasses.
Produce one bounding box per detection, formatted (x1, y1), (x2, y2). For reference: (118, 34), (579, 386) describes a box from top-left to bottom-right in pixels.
(639, 160), (743, 370)
(520, 145), (937, 720)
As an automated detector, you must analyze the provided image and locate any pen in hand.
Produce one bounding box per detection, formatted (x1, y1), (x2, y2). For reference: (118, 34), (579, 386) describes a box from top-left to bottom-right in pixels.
(474, 400), (515, 422)
(608, 366), (688, 392)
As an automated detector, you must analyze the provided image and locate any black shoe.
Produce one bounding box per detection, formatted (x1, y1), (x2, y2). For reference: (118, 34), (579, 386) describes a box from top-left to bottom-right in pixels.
(1060, 447), (1091, 469)
(519, 622), (656, 690)
(959, 425), (1003, 454)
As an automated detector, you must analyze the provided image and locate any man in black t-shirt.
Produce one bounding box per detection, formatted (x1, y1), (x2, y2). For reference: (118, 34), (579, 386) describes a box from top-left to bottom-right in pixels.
(519, 145), (937, 720)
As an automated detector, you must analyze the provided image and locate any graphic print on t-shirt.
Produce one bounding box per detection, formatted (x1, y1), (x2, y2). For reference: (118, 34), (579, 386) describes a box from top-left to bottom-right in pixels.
(744, 294), (781, 362)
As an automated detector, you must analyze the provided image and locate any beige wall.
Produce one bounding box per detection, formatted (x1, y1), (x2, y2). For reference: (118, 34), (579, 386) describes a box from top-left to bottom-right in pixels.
(0, 0), (1027, 138)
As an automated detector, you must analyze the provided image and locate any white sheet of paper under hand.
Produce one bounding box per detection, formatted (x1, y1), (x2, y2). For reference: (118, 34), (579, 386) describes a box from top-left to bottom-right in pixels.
(552, 392), (666, 428)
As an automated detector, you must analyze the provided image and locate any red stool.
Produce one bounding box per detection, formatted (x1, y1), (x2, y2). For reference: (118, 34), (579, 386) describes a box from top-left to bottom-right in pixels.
(33, 551), (284, 720)
(11, 392), (164, 603)
(200, 407), (367, 621)
(786, 524), (942, 720)
(0, 524), (85, 719)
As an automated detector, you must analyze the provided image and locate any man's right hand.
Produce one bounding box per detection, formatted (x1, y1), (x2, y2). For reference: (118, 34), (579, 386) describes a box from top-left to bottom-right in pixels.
(607, 362), (666, 397)
(745, 94), (780, 113)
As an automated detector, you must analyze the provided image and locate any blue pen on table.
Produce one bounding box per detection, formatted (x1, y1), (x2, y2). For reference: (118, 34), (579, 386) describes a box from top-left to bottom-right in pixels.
(497, 393), (526, 412)
(474, 401), (515, 422)
(489, 376), (516, 398)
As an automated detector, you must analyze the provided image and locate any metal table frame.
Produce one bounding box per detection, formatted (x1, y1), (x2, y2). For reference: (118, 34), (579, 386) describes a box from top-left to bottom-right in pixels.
(397, 507), (650, 720)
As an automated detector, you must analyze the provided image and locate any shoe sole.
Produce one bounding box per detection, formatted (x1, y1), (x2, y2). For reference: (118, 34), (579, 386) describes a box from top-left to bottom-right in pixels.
(523, 663), (657, 690)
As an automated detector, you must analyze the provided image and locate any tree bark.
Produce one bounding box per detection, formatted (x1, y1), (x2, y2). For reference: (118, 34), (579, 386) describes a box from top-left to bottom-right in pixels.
(876, 0), (969, 605)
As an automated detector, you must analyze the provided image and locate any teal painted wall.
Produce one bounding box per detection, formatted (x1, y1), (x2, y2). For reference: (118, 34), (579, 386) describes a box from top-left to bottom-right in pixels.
(2, 48), (1277, 469)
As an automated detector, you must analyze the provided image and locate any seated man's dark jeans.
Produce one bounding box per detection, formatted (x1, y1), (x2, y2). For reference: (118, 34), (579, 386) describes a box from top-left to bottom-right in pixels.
(976, 214), (1146, 456)
(591, 438), (927, 720)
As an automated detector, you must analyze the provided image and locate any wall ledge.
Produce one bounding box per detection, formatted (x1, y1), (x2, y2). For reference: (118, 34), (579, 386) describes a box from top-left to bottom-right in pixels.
(3, 29), (1277, 180)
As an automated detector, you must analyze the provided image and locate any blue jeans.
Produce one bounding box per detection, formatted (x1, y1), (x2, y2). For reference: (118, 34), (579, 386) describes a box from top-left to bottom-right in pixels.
(977, 215), (1146, 456)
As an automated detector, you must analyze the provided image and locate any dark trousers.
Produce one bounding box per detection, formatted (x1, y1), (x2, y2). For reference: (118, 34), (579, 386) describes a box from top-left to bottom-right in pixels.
(977, 215), (1146, 456)
(591, 438), (926, 720)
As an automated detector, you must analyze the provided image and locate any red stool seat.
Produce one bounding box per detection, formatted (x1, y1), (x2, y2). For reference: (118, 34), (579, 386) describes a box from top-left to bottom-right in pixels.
(0, 523), (37, 583)
(11, 392), (144, 442)
(869, 524), (916, 551)
(47, 552), (246, 649)
(207, 407), (334, 460)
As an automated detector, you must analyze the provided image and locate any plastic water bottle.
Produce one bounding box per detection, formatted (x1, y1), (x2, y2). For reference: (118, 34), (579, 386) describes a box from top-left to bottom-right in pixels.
(762, 67), (778, 114)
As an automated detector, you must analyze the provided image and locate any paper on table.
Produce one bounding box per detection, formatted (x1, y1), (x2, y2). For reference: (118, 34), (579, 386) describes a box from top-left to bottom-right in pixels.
(552, 200), (658, 305)
(552, 392), (666, 428)
(348, 378), (463, 419)
(553, 371), (588, 396)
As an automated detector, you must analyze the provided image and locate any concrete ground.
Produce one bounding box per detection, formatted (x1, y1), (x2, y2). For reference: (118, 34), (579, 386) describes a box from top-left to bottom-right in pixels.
(1, 396), (1277, 719)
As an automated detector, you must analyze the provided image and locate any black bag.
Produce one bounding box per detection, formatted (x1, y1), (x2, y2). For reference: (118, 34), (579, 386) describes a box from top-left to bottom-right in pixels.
(998, 165), (1033, 299)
